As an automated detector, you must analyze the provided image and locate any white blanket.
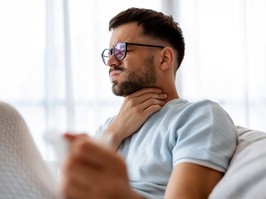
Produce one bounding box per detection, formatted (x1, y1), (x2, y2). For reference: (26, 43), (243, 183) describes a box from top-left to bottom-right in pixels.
(0, 102), (59, 199)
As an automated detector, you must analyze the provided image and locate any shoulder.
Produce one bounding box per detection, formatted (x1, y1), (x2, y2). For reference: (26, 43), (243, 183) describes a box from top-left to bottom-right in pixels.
(165, 98), (223, 112)
(172, 99), (238, 172)
(180, 99), (224, 113)
(164, 99), (231, 123)
(175, 99), (237, 139)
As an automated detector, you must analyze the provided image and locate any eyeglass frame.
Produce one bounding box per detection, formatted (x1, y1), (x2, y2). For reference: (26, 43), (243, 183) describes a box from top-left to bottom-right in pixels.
(101, 42), (165, 66)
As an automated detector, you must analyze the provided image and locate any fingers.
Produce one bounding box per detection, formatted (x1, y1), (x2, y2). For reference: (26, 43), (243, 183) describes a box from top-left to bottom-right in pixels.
(128, 90), (167, 117)
(63, 133), (76, 141)
(61, 179), (100, 199)
(104, 87), (167, 144)
(128, 87), (163, 98)
(126, 88), (167, 104)
(125, 88), (167, 111)
(63, 133), (89, 142)
(75, 138), (124, 170)
(64, 136), (126, 173)
(141, 95), (167, 110)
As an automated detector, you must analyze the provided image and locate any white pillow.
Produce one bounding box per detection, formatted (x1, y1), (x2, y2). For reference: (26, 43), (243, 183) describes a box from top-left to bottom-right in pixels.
(209, 126), (266, 199)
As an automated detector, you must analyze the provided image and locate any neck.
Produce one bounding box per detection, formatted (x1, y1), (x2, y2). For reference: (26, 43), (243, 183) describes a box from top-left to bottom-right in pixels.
(166, 90), (179, 103)
(160, 83), (179, 103)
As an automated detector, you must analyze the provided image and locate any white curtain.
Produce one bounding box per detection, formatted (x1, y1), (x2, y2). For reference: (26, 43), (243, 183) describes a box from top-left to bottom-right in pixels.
(171, 0), (266, 131)
(0, 0), (265, 160)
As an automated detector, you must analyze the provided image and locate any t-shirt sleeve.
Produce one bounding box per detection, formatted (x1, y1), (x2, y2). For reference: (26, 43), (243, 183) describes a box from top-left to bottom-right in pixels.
(172, 100), (238, 172)
(94, 116), (115, 136)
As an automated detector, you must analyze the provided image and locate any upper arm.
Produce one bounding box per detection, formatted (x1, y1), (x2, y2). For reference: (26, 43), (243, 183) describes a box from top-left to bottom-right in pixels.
(164, 162), (223, 199)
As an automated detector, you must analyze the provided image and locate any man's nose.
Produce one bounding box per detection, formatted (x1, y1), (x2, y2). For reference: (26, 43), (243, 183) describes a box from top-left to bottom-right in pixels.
(107, 54), (121, 67)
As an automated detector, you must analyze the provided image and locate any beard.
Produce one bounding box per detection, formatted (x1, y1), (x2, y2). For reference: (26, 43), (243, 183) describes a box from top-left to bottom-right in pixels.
(111, 55), (156, 96)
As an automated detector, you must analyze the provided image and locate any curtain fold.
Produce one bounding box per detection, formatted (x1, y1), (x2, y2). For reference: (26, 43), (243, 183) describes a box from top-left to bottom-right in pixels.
(62, 0), (75, 130)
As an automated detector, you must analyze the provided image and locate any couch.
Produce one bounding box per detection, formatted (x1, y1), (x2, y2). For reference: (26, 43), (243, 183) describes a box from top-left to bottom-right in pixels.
(210, 126), (266, 198)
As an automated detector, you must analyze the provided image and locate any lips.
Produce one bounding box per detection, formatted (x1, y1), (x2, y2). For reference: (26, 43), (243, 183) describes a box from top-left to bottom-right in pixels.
(109, 70), (122, 81)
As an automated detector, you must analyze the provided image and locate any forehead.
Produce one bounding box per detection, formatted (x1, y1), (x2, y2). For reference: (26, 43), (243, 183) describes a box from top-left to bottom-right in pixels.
(109, 22), (146, 46)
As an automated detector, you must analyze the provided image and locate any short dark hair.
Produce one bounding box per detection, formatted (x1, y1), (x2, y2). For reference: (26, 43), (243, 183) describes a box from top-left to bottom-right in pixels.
(109, 7), (185, 71)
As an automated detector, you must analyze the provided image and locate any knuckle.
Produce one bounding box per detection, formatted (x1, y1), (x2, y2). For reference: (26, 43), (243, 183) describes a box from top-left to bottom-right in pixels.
(75, 140), (89, 153)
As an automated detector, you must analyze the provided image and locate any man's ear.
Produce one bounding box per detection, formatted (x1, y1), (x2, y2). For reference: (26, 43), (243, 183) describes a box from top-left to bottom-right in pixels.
(159, 47), (175, 70)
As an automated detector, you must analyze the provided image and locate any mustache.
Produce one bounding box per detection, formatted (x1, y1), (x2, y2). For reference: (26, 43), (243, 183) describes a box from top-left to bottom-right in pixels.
(109, 67), (123, 74)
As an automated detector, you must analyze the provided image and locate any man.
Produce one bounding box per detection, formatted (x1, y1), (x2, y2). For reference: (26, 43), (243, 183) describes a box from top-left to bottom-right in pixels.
(61, 8), (238, 199)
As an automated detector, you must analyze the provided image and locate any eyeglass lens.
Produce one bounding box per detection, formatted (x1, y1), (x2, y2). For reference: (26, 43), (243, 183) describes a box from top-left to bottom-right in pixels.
(102, 42), (127, 65)
(114, 43), (126, 60)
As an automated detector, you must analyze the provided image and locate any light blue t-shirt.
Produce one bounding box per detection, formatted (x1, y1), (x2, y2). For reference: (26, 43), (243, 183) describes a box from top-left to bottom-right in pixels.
(95, 98), (238, 199)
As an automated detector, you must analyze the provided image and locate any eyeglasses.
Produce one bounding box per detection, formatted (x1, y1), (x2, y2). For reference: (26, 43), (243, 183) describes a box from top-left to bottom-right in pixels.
(101, 42), (165, 66)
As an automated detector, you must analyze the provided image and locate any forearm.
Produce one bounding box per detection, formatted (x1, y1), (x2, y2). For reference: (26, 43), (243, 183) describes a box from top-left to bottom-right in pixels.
(165, 163), (223, 199)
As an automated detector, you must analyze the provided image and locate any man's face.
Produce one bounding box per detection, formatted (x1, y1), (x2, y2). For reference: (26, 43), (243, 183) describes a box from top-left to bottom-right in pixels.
(107, 23), (159, 97)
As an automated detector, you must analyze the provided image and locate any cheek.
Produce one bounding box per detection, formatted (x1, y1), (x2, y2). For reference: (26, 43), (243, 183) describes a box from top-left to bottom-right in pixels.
(123, 52), (148, 70)
(122, 60), (141, 72)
